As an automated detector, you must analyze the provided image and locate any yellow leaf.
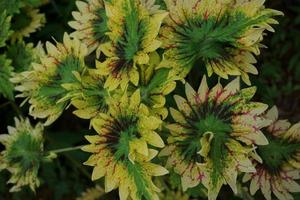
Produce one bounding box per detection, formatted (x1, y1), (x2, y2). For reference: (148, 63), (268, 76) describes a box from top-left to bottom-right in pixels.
(92, 165), (105, 181)
(143, 163), (169, 176)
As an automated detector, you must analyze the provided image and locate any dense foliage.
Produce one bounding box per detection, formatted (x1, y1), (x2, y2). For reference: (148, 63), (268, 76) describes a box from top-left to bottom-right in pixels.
(0, 0), (299, 200)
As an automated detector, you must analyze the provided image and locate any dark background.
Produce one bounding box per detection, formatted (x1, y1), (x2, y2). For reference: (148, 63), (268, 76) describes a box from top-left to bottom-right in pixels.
(0, 0), (299, 199)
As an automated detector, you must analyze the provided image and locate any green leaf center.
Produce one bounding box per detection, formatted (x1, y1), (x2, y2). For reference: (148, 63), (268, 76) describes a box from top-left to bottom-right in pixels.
(174, 12), (260, 66)
(11, 9), (32, 31)
(37, 55), (83, 104)
(257, 134), (300, 174)
(6, 131), (42, 173)
(194, 114), (232, 135)
(115, 0), (146, 63)
(92, 7), (109, 42)
(103, 114), (139, 161)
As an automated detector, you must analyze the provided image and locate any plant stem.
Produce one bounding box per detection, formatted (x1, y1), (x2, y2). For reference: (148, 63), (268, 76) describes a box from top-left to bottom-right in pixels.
(44, 134), (91, 179)
(47, 144), (91, 179)
(49, 145), (85, 154)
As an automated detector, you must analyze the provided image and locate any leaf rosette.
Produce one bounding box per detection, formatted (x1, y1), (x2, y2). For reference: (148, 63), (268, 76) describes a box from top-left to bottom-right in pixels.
(243, 106), (300, 200)
(11, 33), (88, 125)
(160, 76), (271, 200)
(82, 91), (168, 200)
(159, 0), (283, 85)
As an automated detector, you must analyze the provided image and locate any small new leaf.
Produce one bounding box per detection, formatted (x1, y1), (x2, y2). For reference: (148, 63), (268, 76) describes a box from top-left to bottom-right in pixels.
(146, 68), (170, 92)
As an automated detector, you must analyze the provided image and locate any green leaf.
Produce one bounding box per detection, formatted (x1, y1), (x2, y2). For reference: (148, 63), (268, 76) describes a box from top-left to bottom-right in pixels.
(6, 42), (34, 72)
(257, 134), (300, 174)
(22, 0), (47, 7)
(140, 68), (171, 104)
(0, 11), (13, 48)
(210, 133), (229, 187)
(127, 161), (152, 200)
(117, 0), (147, 62)
(0, 55), (14, 100)
(186, 184), (207, 198)
(92, 7), (109, 42)
(0, 0), (22, 15)
(36, 55), (84, 104)
(113, 127), (136, 161)
(169, 169), (182, 189)
(6, 130), (43, 174)
(155, 0), (167, 10)
(0, 0), (45, 16)
(175, 12), (255, 65)
(146, 68), (170, 92)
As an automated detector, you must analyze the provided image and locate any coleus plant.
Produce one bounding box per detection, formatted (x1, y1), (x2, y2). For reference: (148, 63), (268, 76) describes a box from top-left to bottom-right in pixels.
(1, 0), (299, 200)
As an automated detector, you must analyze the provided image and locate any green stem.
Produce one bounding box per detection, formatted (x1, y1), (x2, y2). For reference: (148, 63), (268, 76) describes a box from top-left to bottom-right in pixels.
(44, 134), (91, 179)
(49, 145), (85, 154)
(46, 144), (91, 179)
